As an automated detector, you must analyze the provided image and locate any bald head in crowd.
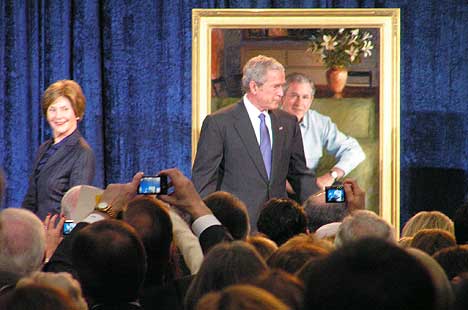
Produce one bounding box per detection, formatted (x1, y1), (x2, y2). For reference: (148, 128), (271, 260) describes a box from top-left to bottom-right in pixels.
(0, 208), (46, 278)
(334, 210), (395, 248)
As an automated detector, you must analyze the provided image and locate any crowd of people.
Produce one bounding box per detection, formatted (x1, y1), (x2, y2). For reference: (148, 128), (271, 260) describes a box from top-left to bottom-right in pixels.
(1, 167), (468, 310)
(1, 54), (468, 309)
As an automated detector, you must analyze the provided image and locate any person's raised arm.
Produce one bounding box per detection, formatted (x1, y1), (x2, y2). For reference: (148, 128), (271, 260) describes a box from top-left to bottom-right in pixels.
(158, 168), (211, 219)
(44, 172), (144, 274)
(343, 179), (366, 213)
(43, 214), (66, 263)
(167, 208), (204, 274)
(158, 168), (232, 253)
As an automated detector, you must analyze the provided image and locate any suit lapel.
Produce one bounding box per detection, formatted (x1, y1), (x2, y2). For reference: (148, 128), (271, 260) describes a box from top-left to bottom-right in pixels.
(233, 101), (269, 182)
(35, 139), (53, 164)
(270, 110), (285, 181)
(39, 131), (80, 176)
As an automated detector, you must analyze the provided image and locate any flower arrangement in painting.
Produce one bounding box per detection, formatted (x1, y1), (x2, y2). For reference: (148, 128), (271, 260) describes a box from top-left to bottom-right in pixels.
(308, 28), (374, 69)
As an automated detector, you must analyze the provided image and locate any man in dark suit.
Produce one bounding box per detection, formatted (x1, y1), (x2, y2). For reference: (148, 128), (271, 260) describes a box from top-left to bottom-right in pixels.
(192, 55), (319, 229)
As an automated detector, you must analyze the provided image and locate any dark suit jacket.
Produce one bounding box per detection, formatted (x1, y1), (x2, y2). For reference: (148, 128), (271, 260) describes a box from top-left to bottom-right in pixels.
(22, 130), (95, 220)
(199, 224), (233, 254)
(192, 100), (319, 229)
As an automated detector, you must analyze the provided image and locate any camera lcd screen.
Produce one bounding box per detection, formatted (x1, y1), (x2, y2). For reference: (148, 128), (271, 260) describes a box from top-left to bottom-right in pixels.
(138, 176), (168, 195)
(63, 221), (77, 235)
(325, 186), (345, 203)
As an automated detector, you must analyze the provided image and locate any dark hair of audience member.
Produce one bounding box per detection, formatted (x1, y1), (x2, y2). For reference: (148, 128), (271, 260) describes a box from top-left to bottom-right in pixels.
(203, 191), (250, 240)
(433, 245), (468, 281)
(296, 256), (324, 284)
(303, 238), (435, 310)
(302, 198), (348, 232)
(268, 241), (330, 275)
(124, 196), (175, 286)
(195, 284), (288, 310)
(257, 198), (308, 246)
(410, 229), (456, 256)
(453, 275), (468, 310)
(453, 201), (468, 244)
(253, 269), (304, 310)
(406, 248), (454, 310)
(247, 235), (278, 261)
(0, 284), (74, 310)
(184, 241), (268, 310)
(71, 220), (147, 305)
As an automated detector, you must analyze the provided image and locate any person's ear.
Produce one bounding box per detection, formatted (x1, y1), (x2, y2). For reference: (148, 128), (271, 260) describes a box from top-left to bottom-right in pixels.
(249, 81), (258, 94)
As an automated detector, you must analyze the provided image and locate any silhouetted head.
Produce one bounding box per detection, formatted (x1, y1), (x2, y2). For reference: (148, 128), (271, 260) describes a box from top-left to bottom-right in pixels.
(72, 220), (146, 305)
(257, 198), (308, 245)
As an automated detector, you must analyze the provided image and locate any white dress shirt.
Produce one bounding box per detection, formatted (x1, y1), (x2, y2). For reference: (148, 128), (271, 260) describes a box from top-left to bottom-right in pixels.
(192, 214), (222, 238)
(243, 94), (273, 148)
(300, 110), (366, 175)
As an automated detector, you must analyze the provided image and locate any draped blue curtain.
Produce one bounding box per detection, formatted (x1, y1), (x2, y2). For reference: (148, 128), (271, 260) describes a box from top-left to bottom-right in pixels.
(1, 0), (468, 227)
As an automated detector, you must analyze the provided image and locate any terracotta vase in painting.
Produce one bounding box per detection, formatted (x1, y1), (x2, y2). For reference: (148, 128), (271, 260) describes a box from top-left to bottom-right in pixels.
(326, 67), (348, 99)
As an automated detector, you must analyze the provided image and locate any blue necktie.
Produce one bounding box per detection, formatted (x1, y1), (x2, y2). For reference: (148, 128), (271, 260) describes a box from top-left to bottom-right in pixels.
(259, 113), (271, 179)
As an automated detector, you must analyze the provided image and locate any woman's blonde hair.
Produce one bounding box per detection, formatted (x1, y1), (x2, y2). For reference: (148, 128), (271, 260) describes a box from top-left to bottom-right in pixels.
(401, 211), (454, 238)
(42, 80), (86, 120)
(398, 236), (413, 248)
(17, 271), (87, 310)
(195, 284), (288, 310)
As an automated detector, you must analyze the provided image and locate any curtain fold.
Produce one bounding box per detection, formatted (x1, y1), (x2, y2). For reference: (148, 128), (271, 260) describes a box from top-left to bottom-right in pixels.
(1, 0), (468, 228)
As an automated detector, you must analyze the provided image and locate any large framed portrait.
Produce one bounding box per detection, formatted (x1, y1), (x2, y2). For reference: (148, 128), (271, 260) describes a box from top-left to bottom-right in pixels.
(192, 8), (400, 230)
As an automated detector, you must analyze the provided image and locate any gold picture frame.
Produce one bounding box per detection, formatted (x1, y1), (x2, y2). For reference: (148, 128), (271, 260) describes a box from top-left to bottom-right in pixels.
(192, 8), (400, 231)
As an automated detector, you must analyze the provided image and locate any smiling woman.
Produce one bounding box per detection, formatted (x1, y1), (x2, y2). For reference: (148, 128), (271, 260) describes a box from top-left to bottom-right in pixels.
(46, 97), (79, 144)
(21, 80), (96, 220)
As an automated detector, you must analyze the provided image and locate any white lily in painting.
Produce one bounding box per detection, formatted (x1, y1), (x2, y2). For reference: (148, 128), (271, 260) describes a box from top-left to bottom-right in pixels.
(345, 45), (359, 62)
(309, 28), (375, 68)
(362, 40), (374, 57)
(321, 35), (337, 50)
(362, 32), (373, 41)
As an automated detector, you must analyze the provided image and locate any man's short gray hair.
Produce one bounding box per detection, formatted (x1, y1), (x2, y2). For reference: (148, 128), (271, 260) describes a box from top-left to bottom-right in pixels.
(334, 210), (395, 248)
(284, 73), (316, 97)
(241, 55), (284, 93)
(0, 208), (46, 276)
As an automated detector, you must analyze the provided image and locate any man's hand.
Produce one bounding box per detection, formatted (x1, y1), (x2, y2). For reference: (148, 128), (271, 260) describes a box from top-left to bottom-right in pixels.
(43, 214), (65, 262)
(99, 172), (144, 216)
(343, 179), (365, 212)
(285, 180), (296, 194)
(315, 168), (345, 190)
(315, 173), (336, 190)
(157, 168), (212, 219)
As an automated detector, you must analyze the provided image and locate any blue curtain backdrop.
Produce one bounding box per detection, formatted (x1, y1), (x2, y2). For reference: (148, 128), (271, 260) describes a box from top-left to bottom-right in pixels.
(1, 0), (468, 227)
